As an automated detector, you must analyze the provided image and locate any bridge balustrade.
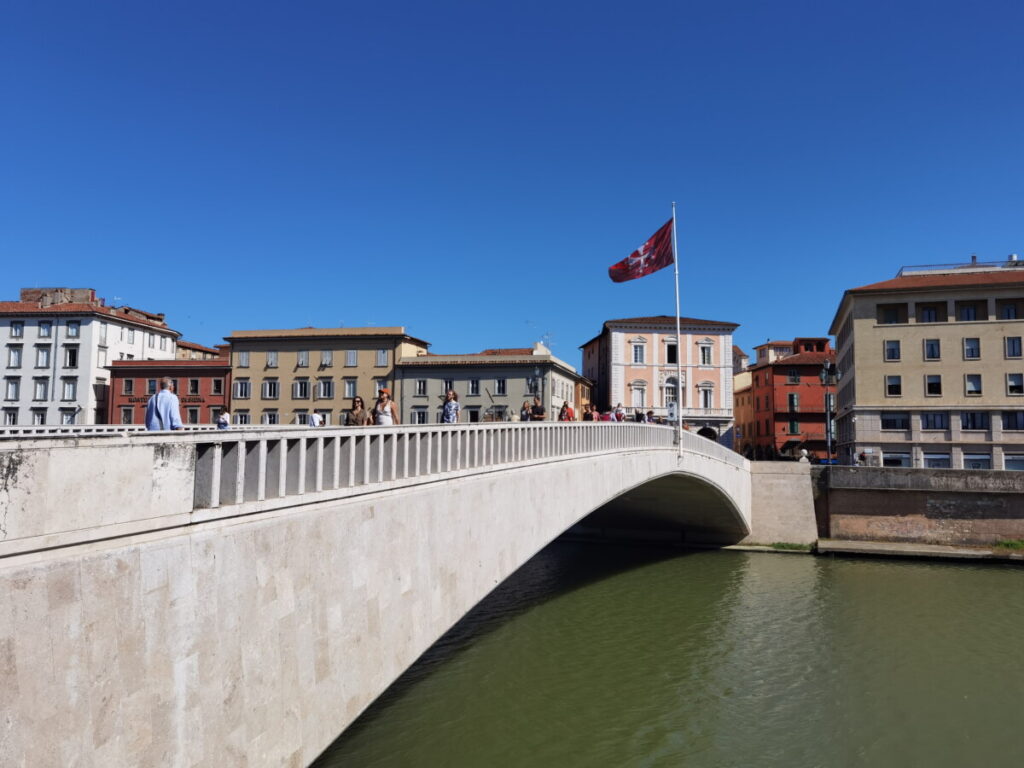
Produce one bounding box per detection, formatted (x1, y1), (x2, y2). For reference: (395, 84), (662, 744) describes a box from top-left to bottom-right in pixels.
(191, 422), (709, 515)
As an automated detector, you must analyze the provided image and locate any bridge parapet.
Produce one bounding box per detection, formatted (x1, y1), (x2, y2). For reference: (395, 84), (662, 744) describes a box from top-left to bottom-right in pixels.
(0, 423), (742, 560)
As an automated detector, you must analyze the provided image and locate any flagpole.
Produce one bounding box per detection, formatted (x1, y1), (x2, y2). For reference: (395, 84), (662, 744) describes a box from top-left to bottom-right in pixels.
(671, 202), (683, 456)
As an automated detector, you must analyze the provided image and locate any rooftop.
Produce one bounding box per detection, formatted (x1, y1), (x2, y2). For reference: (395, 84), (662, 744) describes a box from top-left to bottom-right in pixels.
(225, 326), (430, 346)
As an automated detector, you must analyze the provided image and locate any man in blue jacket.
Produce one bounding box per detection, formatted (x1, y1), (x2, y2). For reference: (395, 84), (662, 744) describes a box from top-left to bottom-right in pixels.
(145, 377), (184, 431)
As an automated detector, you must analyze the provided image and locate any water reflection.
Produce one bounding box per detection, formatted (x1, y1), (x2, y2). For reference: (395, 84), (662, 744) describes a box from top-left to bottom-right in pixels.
(314, 545), (1024, 768)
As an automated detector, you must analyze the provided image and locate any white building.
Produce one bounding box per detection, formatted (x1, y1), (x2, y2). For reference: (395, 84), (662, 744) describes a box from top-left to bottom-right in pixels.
(1, 288), (179, 425)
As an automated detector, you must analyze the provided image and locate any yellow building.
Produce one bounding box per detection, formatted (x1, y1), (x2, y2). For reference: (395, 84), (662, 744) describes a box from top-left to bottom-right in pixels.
(224, 327), (429, 425)
(829, 258), (1024, 469)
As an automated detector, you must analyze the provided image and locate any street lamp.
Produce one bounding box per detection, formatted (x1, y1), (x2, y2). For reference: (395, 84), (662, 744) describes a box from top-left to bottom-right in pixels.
(819, 362), (840, 462)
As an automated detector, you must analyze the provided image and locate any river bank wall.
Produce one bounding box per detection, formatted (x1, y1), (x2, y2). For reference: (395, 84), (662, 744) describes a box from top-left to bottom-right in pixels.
(812, 466), (1024, 546)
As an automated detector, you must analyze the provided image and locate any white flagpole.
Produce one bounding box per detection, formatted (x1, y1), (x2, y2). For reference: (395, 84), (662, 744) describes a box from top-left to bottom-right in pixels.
(671, 202), (683, 456)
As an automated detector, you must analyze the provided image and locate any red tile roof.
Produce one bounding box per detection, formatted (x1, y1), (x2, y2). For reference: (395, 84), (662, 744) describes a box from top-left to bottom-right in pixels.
(0, 301), (178, 334)
(605, 315), (739, 328)
(850, 270), (1024, 293)
(775, 351), (834, 365)
(177, 340), (221, 354)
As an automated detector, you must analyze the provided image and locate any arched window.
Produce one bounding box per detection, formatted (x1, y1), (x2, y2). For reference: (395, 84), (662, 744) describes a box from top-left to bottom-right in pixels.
(663, 377), (678, 406)
(698, 381), (714, 409)
(629, 379), (646, 408)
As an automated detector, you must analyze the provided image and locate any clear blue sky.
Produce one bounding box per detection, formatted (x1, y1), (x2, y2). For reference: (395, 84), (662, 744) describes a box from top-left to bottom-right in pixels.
(3, 1), (1021, 362)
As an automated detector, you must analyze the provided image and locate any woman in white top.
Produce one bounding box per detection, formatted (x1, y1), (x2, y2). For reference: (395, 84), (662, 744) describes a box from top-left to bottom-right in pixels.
(373, 388), (400, 425)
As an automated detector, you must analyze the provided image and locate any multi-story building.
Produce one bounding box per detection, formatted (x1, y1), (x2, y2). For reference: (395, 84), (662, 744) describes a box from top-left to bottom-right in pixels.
(395, 343), (591, 423)
(223, 327), (429, 425)
(742, 338), (835, 460)
(1, 288), (179, 426)
(107, 357), (231, 426)
(829, 258), (1024, 469)
(580, 315), (739, 442)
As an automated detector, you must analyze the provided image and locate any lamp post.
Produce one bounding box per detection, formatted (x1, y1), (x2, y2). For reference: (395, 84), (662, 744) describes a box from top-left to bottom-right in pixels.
(819, 362), (840, 462)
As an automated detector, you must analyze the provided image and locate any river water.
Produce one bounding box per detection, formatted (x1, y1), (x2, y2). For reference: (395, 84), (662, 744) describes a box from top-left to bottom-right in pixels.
(314, 543), (1024, 767)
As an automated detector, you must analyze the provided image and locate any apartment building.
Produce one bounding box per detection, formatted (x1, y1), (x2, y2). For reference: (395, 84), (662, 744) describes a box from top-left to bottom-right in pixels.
(107, 357), (231, 426)
(224, 327), (429, 425)
(744, 338), (835, 460)
(580, 315), (739, 443)
(829, 258), (1024, 469)
(1, 288), (179, 425)
(395, 343), (591, 423)
(176, 340), (224, 360)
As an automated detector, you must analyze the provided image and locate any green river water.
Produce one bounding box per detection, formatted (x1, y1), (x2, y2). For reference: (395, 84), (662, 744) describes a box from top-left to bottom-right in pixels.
(314, 544), (1024, 768)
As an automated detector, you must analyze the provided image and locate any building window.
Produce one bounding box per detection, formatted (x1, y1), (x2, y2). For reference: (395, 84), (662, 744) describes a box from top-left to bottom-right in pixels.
(1008, 374), (1024, 395)
(67, 321), (80, 338)
(321, 350), (333, 367)
(262, 379), (280, 399)
(35, 345), (50, 368)
(412, 407), (429, 424)
(961, 411), (990, 430)
(664, 377), (678, 406)
(262, 410), (279, 425)
(925, 375), (942, 396)
(880, 412), (910, 430)
(293, 378), (310, 399)
(789, 420), (800, 434)
(234, 379), (251, 399)
(40, 321), (52, 339)
(188, 379), (200, 395)
(187, 407), (200, 424)
(699, 346), (712, 366)
(469, 378), (480, 396)
(963, 338), (981, 359)
(787, 369), (799, 384)
(699, 388), (713, 408)
(921, 411), (949, 430)
(918, 305), (939, 323)
(633, 345), (645, 364)
(147, 333), (155, 349)
(297, 350), (309, 368)
(31, 409), (46, 425)
(61, 378), (77, 400)
(314, 409), (331, 426)
(467, 408), (480, 423)
(439, 379), (452, 393)
(415, 379), (428, 396)
(923, 453), (951, 469)
(7, 346), (22, 368)
(147, 379), (157, 395)
(238, 350), (250, 368)
(343, 378), (357, 399)
(345, 350), (358, 367)
(885, 376), (902, 396)
(923, 339), (941, 360)
(631, 385), (646, 408)
(159, 336), (167, 351)
(882, 452), (912, 468)
(10, 322), (24, 338)
(212, 379), (224, 395)
(964, 453), (991, 470)
(1002, 411), (1024, 430)
(235, 410), (251, 425)
(2, 409), (16, 425)
(788, 393), (799, 411)
(1006, 337), (1022, 358)
(1005, 454), (1024, 470)
(957, 303), (979, 321)
(965, 374), (982, 396)
(496, 378), (507, 396)
(33, 378), (48, 400)
(376, 349), (388, 367)
(316, 378), (334, 399)
(4, 378), (19, 400)
(63, 346), (79, 368)
(884, 340), (901, 361)
(127, 329), (135, 344)
(266, 351), (278, 368)
(666, 343), (678, 365)
(878, 304), (906, 324)
(122, 379), (135, 396)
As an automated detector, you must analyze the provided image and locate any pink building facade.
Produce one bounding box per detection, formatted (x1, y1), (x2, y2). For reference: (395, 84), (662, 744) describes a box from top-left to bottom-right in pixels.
(580, 315), (739, 443)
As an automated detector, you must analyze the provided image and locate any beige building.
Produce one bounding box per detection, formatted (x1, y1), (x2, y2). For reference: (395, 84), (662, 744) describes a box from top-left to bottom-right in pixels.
(224, 327), (429, 425)
(829, 258), (1024, 469)
(395, 342), (591, 423)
